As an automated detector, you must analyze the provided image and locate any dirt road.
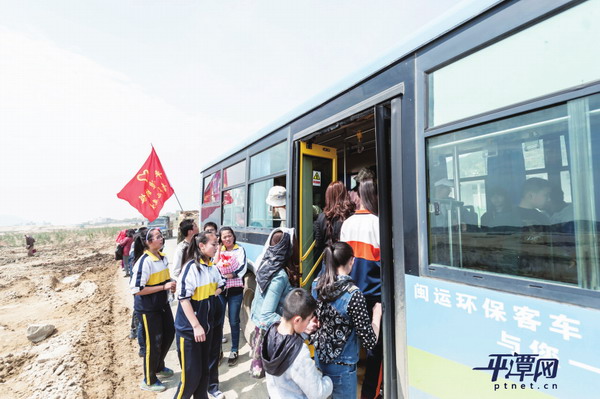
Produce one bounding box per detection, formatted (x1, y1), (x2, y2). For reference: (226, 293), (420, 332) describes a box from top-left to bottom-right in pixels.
(0, 230), (267, 399)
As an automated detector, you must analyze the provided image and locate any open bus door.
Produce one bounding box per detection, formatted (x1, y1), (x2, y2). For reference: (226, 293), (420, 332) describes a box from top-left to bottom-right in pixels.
(297, 141), (337, 288)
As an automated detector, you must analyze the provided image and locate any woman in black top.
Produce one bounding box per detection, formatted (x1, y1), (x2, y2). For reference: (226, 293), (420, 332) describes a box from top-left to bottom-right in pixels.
(314, 181), (355, 255)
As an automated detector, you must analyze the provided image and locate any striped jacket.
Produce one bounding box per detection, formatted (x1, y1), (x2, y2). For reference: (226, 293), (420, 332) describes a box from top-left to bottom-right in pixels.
(130, 250), (171, 312)
(340, 210), (381, 298)
(175, 258), (226, 339)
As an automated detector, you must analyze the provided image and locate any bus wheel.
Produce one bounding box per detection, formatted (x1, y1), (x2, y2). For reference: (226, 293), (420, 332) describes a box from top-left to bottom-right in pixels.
(240, 271), (256, 344)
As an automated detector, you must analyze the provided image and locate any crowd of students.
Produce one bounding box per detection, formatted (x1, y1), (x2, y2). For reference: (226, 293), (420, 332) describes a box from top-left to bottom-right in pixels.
(125, 170), (383, 399)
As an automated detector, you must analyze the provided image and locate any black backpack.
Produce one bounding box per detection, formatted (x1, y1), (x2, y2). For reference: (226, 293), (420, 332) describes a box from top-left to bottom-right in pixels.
(115, 244), (124, 261)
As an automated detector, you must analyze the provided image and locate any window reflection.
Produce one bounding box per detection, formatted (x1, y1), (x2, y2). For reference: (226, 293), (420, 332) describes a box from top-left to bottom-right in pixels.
(427, 93), (600, 291)
(203, 171), (221, 203)
(222, 187), (246, 228)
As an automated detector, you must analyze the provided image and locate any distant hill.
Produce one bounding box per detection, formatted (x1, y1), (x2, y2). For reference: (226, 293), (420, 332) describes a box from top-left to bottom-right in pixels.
(0, 215), (34, 227)
(81, 217), (145, 227)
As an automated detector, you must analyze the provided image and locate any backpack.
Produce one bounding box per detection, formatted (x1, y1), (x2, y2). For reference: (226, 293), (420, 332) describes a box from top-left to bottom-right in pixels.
(115, 244), (124, 261)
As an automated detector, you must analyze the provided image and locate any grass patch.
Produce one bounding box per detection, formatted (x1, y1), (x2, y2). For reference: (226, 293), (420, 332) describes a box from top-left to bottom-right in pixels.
(0, 226), (128, 248)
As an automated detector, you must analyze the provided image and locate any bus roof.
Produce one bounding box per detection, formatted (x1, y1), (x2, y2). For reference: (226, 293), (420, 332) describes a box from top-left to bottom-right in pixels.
(201, 0), (503, 173)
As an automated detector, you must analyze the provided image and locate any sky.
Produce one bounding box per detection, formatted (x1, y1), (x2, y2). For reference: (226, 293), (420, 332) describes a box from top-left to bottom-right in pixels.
(0, 0), (463, 226)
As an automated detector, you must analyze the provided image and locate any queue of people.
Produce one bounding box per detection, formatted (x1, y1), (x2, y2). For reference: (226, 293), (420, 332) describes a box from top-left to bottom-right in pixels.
(125, 170), (384, 399)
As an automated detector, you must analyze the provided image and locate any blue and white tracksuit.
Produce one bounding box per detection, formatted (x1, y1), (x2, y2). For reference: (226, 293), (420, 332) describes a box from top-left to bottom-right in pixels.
(173, 258), (225, 399)
(130, 250), (174, 386)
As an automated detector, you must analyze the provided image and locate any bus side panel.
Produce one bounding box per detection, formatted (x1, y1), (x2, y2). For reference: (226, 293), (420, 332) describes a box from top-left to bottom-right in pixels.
(405, 275), (600, 399)
(236, 240), (264, 344)
(240, 241), (264, 268)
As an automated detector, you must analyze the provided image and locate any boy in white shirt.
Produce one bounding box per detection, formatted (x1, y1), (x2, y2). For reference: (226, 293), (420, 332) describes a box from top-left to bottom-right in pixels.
(262, 288), (333, 399)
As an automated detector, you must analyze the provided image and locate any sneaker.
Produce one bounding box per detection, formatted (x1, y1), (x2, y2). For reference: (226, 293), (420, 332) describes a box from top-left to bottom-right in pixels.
(227, 351), (239, 367)
(157, 367), (174, 378)
(209, 390), (225, 399)
(222, 336), (228, 343)
(140, 380), (166, 392)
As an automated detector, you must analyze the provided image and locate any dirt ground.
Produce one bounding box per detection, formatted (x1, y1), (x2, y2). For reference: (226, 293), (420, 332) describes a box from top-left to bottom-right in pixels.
(0, 229), (160, 399)
(0, 229), (268, 399)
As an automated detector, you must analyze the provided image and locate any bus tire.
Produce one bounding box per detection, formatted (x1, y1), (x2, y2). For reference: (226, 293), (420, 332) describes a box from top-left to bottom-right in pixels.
(241, 270), (256, 345)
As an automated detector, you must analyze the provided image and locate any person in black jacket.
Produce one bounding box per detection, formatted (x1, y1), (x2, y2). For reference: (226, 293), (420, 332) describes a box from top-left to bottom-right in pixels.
(24, 234), (36, 256)
(314, 181), (355, 256)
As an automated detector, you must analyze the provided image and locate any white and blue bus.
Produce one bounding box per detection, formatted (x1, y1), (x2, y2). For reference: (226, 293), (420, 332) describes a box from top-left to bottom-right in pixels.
(201, 0), (600, 397)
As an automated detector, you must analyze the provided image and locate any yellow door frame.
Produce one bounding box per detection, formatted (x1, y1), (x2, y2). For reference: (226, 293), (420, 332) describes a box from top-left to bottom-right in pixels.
(298, 141), (337, 287)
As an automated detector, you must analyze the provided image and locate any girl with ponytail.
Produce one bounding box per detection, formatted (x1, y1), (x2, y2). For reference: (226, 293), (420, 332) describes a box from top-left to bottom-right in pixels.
(172, 231), (226, 399)
(312, 242), (382, 399)
(129, 227), (176, 393)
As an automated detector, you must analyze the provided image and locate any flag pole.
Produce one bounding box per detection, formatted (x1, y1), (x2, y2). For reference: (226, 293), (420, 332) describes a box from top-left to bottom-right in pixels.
(149, 143), (183, 211)
(172, 191), (184, 211)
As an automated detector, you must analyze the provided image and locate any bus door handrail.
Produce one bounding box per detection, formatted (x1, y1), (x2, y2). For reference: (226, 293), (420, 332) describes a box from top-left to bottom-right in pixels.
(301, 240), (316, 261)
(300, 251), (324, 288)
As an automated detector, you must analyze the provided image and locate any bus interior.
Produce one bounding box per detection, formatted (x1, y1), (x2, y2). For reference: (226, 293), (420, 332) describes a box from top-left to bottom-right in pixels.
(297, 110), (378, 284)
(427, 95), (600, 290)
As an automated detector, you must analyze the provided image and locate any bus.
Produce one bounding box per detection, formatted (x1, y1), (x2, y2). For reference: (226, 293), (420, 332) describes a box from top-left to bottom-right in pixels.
(200, 0), (600, 397)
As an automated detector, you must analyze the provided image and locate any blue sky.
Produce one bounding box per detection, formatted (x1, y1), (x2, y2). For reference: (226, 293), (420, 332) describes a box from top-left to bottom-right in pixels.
(0, 0), (462, 225)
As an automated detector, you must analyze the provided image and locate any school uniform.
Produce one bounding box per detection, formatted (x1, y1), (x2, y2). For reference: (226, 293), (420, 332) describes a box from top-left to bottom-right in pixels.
(174, 258), (225, 399)
(130, 250), (175, 386)
(205, 258), (227, 397)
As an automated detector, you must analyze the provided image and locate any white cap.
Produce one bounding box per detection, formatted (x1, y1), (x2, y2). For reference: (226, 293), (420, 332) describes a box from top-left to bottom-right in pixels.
(434, 178), (454, 187)
(266, 186), (286, 207)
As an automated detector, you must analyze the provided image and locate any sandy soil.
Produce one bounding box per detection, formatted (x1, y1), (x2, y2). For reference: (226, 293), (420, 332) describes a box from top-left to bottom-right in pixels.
(0, 232), (155, 399)
(0, 230), (269, 399)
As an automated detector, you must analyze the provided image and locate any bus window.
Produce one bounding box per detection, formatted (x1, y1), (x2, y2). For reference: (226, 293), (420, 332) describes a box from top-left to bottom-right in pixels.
(248, 177), (286, 228)
(203, 171), (221, 203)
(221, 161), (247, 228)
(428, 0), (600, 126)
(426, 92), (600, 291)
(222, 187), (246, 228)
(247, 142), (288, 229)
(249, 142), (287, 180)
(202, 171), (221, 223)
(223, 160), (246, 188)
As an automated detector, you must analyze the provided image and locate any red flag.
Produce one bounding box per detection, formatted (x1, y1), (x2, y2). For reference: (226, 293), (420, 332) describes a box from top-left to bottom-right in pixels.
(117, 147), (174, 221)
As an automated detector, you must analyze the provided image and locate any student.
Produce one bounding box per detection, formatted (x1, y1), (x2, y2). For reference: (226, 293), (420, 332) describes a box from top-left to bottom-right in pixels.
(203, 221), (218, 234)
(216, 226), (247, 367)
(349, 167), (375, 210)
(515, 178), (552, 279)
(172, 219), (199, 278)
(173, 231), (225, 399)
(481, 187), (519, 230)
(312, 242), (382, 398)
(128, 227), (147, 345)
(129, 228), (176, 393)
(516, 177), (551, 227)
(262, 288), (333, 399)
(313, 181), (355, 255)
(249, 228), (296, 378)
(120, 229), (135, 277)
(200, 223), (228, 399)
(340, 179), (383, 399)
